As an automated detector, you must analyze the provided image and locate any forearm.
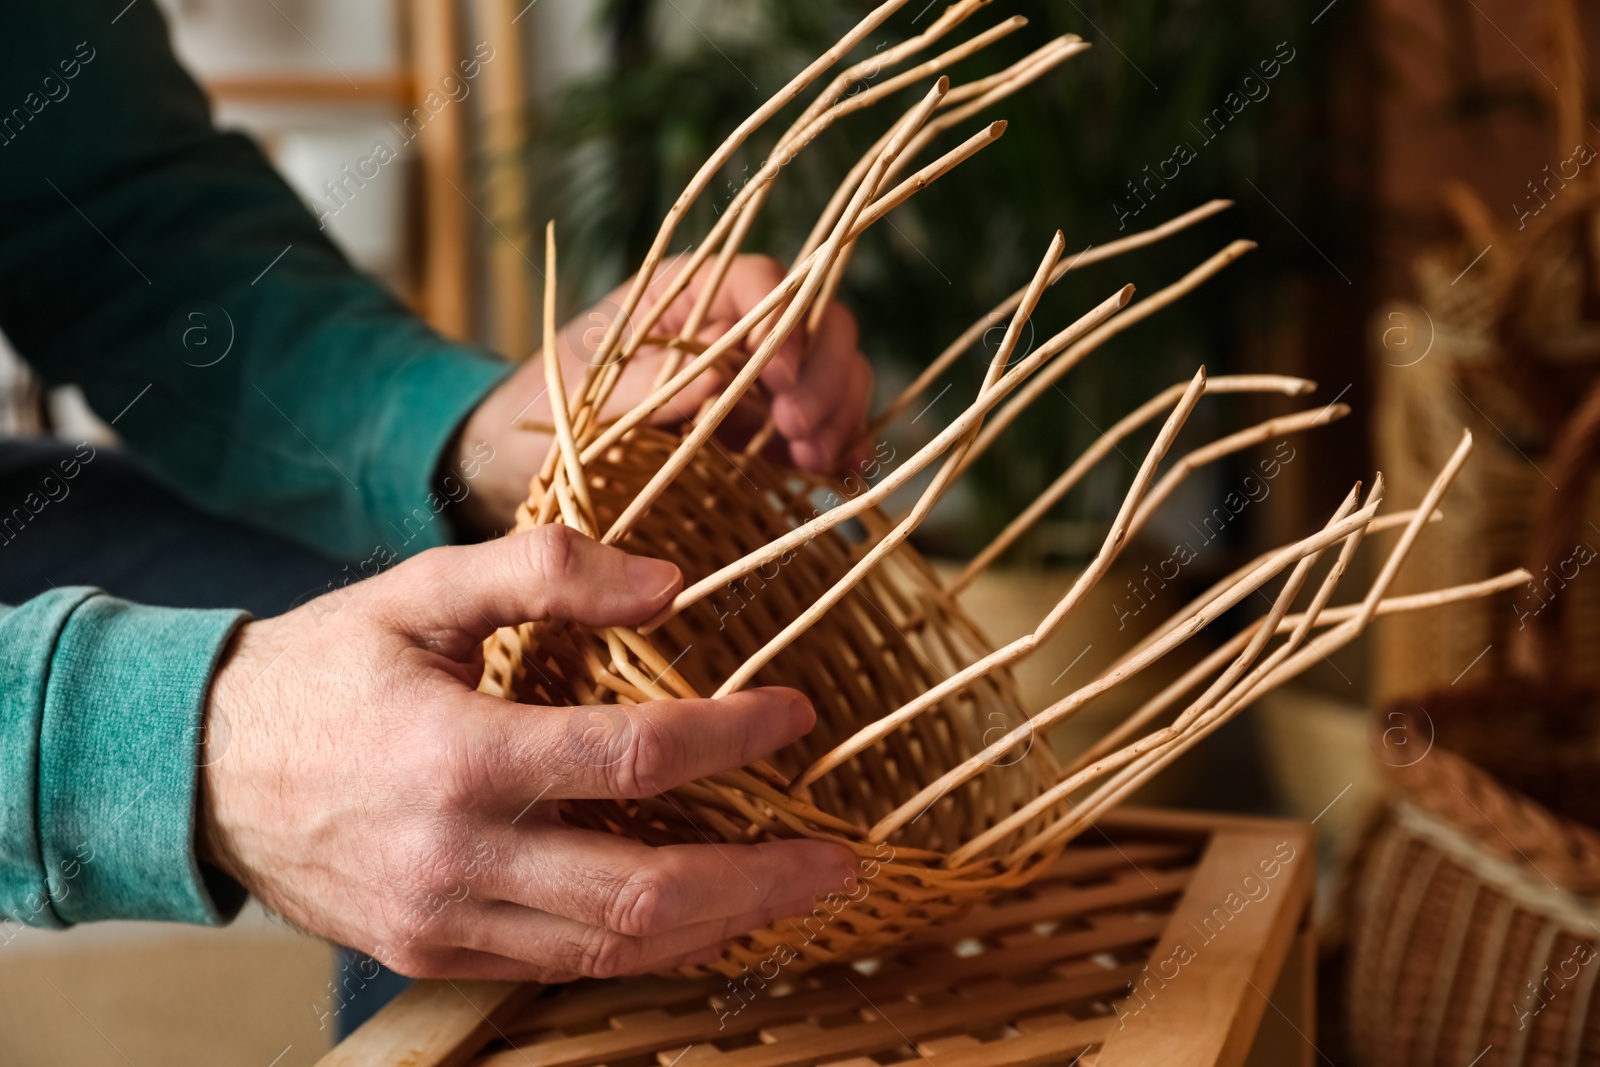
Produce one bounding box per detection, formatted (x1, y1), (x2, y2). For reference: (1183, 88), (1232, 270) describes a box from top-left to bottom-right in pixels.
(0, 589), (247, 930)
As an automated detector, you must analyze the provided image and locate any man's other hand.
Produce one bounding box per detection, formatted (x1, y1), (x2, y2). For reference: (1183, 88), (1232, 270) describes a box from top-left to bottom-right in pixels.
(453, 255), (873, 534)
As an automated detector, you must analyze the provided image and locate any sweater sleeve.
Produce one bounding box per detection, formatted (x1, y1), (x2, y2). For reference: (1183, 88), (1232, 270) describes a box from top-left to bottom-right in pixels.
(0, 0), (510, 561)
(0, 589), (249, 928)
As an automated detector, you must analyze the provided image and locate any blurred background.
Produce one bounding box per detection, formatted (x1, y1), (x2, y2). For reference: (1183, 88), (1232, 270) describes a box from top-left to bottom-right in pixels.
(5, 0), (1600, 1064)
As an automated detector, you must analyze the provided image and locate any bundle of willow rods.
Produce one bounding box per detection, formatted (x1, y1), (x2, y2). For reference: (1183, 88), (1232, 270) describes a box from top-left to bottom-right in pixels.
(478, 0), (1527, 977)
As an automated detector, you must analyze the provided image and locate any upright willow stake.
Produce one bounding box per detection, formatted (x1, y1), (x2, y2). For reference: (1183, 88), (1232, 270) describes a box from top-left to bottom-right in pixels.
(948, 376), (1327, 594)
(623, 15), (1036, 404)
(642, 283), (1135, 633)
(581, 0), (916, 378)
(717, 232), (1067, 694)
(539, 222), (596, 537)
(795, 368), (1211, 792)
(578, 119), (1010, 470)
(870, 200), (1234, 438)
(603, 78), (954, 545)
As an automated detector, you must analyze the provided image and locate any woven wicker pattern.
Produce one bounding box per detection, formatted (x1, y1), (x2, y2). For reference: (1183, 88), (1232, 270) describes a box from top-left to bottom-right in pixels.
(1347, 796), (1600, 1067)
(477, 0), (1524, 977)
(1372, 300), (1600, 700)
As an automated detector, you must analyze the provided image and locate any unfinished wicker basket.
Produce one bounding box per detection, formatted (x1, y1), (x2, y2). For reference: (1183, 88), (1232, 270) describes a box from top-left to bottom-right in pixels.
(478, 0), (1527, 978)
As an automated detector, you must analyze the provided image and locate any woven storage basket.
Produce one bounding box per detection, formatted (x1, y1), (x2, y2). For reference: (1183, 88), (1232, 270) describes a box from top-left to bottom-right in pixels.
(1372, 0), (1600, 703)
(1346, 382), (1600, 1067)
(476, 0), (1524, 979)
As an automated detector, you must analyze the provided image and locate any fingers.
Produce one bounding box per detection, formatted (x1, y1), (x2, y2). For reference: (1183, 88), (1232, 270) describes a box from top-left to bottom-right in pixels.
(813, 354), (876, 472)
(385, 527), (682, 657)
(482, 825), (857, 934)
(774, 305), (871, 472)
(461, 896), (810, 981)
(610, 254), (871, 474)
(467, 687), (817, 803)
(652, 255), (806, 390)
(389, 829), (858, 982)
(721, 257), (809, 392)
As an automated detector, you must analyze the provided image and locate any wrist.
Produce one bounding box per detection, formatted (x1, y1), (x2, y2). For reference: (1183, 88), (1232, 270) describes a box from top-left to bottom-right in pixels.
(448, 387), (553, 538)
(195, 619), (279, 892)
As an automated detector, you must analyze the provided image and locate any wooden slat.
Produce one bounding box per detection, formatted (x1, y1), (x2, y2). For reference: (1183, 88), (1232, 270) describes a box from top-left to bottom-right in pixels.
(1242, 924), (1316, 1067)
(408, 0), (473, 339)
(477, 967), (1142, 1067)
(323, 811), (1314, 1067)
(503, 856), (1184, 1042)
(924, 866), (1191, 943)
(889, 910), (1166, 983)
(318, 980), (534, 1067)
(1019, 840), (1196, 880)
(474, 0), (534, 359)
(925, 1018), (1114, 1067)
(508, 975), (702, 1033)
(1094, 824), (1315, 1067)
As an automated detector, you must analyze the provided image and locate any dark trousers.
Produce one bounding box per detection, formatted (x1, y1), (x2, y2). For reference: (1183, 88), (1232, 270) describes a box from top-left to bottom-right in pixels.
(0, 438), (411, 1038)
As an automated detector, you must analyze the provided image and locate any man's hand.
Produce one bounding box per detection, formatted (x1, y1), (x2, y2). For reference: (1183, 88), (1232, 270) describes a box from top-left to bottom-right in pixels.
(198, 526), (857, 981)
(454, 255), (873, 534)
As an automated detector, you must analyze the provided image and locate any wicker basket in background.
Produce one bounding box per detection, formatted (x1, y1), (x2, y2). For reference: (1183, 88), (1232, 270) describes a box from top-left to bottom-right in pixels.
(1346, 381), (1600, 1067)
(1371, 0), (1600, 703)
(1371, 298), (1600, 700)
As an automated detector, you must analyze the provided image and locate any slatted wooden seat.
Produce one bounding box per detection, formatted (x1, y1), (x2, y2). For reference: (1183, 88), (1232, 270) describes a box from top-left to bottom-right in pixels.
(320, 809), (1317, 1067)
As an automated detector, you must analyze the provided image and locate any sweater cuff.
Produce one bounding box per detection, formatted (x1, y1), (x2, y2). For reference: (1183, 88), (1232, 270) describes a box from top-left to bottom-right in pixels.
(358, 345), (510, 558)
(0, 588), (91, 931)
(37, 591), (249, 925)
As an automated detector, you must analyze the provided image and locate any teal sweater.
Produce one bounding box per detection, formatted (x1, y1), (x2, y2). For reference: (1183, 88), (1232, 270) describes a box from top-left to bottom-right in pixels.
(0, 1), (509, 928)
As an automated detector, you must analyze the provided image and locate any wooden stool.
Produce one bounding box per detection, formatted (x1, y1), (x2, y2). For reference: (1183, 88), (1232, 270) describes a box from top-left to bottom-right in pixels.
(319, 809), (1316, 1067)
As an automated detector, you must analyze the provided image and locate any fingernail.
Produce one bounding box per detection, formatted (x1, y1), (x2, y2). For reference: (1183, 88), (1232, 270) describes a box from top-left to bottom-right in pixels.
(786, 692), (816, 730)
(626, 556), (681, 600)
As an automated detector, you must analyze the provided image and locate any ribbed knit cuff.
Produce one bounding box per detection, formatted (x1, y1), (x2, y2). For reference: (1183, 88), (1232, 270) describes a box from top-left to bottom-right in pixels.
(37, 591), (248, 925)
(0, 587), (90, 931)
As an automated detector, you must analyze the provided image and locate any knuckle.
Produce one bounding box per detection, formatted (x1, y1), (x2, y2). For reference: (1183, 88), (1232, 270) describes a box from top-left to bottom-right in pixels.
(379, 941), (433, 978)
(607, 712), (682, 798)
(410, 837), (467, 906)
(575, 928), (641, 979)
(604, 873), (676, 937)
(407, 721), (483, 815)
(527, 524), (581, 589)
(774, 394), (819, 439)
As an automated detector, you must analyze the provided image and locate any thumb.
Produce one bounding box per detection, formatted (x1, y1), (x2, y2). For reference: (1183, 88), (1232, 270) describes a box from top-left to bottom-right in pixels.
(385, 526), (682, 655)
